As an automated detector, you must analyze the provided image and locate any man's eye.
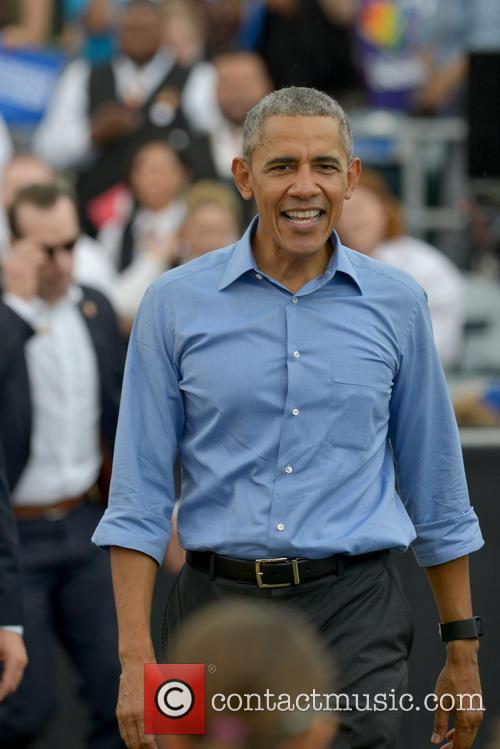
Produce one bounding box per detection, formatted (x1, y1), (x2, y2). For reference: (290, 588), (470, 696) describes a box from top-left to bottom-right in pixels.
(272, 164), (292, 172)
(317, 164), (336, 172)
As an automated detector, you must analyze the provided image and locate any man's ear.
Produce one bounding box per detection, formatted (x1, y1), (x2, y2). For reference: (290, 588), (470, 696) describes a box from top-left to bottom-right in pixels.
(232, 157), (254, 201)
(344, 157), (361, 201)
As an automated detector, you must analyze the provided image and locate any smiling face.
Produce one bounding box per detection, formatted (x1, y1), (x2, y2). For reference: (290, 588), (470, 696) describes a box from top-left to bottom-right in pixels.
(232, 115), (360, 269)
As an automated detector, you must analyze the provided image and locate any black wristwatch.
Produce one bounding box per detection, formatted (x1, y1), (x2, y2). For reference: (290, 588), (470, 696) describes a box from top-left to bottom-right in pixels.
(439, 616), (483, 642)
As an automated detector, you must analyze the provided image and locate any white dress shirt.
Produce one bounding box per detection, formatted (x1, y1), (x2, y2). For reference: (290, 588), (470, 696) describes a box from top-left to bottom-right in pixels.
(33, 48), (181, 170)
(4, 287), (101, 506)
(374, 236), (465, 367)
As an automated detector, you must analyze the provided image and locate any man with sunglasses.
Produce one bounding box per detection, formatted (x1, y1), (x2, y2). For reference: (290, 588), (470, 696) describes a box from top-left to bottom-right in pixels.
(0, 183), (126, 748)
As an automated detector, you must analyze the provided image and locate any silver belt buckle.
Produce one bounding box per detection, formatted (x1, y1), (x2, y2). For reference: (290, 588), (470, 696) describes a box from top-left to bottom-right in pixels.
(255, 557), (301, 588)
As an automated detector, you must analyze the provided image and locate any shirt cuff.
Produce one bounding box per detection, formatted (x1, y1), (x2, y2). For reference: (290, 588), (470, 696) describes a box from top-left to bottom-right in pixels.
(91, 505), (172, 565)
(2, 293), (38, 327)
(411, 506), (484, 567)
(1, 625), (24, 636)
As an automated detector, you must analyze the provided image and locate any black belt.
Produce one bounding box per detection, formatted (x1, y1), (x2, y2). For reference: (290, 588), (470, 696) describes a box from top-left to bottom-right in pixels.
(186, 549), (387, 588)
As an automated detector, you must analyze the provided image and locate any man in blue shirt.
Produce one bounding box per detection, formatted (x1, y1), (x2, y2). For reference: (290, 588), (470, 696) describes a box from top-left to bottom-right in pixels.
(93, 87), (484, 749)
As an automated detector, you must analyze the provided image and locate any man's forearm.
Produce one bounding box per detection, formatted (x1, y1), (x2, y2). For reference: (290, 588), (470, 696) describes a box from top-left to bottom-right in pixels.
(110, 547), (158, 664)
(425, 555), (473, 622)
(425, 555), (479, 659)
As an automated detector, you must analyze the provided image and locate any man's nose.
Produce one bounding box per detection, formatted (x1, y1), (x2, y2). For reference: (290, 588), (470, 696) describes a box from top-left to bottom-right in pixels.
(52, 248), (72, 271)
(288, 166), (320, 200)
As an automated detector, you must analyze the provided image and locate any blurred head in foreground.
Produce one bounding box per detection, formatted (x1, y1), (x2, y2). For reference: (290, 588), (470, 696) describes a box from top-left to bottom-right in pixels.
(162, 599), (336, 749)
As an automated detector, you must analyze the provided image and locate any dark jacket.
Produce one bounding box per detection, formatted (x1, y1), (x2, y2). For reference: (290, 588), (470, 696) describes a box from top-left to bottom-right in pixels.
(0, 443), (22, 626)
(0, 286), (125, 492)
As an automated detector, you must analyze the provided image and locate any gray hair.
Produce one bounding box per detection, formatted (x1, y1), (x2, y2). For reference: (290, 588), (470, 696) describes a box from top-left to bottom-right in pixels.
(242, 86), (353, 162)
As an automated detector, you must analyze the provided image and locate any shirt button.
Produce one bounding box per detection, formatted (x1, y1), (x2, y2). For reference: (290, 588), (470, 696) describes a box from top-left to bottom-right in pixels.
(277, 522), (285, 531)
(291, 296), (298, 304)
(292, 350), (300, 359)
(284, 465), (293, 474)
(292, 408), (300, 416)
(255, 273), (263, 280)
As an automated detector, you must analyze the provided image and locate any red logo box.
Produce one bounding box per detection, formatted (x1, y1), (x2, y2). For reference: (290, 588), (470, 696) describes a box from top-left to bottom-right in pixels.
(144, 664), (205, 735)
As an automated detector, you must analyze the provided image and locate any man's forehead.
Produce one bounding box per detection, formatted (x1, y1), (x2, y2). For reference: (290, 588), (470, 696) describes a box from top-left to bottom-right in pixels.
(255, 115), (345, 159)
(5, 160), (52, 186)
(17, 197), (78, 233)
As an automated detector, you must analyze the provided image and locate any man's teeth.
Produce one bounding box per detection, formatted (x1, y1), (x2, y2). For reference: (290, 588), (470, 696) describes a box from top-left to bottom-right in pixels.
(283, 209), (322, 222)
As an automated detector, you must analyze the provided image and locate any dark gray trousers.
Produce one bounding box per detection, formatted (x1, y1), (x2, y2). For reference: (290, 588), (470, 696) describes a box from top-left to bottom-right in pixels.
(162, 550), (414, 749)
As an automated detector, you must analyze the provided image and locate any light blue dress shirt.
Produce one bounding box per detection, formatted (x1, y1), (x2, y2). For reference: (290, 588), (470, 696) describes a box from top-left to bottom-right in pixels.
(92, 218), (483, 567)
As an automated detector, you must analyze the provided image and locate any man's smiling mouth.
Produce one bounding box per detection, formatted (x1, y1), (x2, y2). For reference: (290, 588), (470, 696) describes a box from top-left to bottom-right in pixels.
(281, 209), (325, 225)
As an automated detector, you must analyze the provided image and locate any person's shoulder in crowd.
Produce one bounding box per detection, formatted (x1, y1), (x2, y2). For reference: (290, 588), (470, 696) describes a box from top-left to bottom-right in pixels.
(342, 241), (428, 304)
(375, 235), (463, 281)
(78, 283), (120, 318)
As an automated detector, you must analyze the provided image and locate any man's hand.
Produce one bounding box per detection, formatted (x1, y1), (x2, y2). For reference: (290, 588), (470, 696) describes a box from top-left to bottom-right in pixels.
(163, 514), (185, 575)
(2, 240), (45, 301)
(116, 656), (158, 749)
(431, 640), (483, 749)
(0, 630), (28, 701)
(90, 102), (141, 146)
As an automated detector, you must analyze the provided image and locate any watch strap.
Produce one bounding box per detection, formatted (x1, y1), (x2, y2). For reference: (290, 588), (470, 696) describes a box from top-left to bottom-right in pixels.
(439, 616), (483, 642)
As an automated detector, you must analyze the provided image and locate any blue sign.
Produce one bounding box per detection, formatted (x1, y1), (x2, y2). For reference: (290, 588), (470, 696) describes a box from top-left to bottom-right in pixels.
(0, 42), (66, 126)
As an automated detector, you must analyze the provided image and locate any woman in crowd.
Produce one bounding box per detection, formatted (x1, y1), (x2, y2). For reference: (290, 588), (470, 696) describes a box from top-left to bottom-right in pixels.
(177, 180), (241, 261)
(98, 138), (188, 330)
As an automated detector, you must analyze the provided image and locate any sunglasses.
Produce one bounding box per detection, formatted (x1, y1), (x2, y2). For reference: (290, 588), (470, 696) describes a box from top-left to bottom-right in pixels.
(42, 237), (79, 259)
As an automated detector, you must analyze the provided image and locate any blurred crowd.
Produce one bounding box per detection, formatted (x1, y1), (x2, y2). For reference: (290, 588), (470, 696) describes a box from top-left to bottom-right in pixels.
(1, 3), (500, 748)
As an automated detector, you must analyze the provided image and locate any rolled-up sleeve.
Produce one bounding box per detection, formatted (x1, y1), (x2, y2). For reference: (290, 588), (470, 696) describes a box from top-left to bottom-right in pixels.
(388, 293), (484, 567)
(92, 285), (184, 564)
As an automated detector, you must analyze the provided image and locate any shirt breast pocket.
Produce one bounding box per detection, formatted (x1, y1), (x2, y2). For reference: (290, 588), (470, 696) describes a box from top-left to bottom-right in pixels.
(328, 360), (392, 451)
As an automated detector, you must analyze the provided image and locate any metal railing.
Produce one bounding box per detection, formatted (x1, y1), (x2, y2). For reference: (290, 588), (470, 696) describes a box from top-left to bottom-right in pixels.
(350, 111), (468, 237)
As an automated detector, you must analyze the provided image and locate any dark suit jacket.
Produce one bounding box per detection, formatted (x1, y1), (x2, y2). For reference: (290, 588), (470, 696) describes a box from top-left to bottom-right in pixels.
(0, 443), (22, 626)
(0, 286), (125, 492)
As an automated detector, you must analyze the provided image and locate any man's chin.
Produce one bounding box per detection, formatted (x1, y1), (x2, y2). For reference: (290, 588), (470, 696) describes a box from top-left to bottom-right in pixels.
(39, 284), (71, 304)
(278, 229), (331, 256)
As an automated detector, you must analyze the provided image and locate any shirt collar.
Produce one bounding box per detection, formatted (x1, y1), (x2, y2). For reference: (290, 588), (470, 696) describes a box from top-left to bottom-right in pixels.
(219, 216), (363, 294)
